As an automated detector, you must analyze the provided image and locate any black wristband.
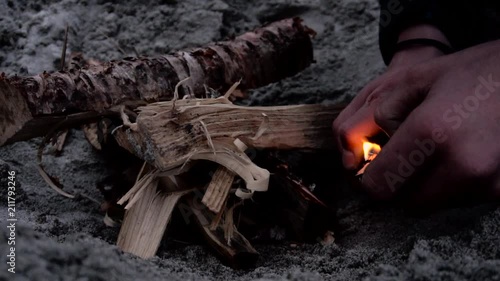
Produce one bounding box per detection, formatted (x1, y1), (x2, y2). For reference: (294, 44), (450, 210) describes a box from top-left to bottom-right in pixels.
(395, 38), (454, 55)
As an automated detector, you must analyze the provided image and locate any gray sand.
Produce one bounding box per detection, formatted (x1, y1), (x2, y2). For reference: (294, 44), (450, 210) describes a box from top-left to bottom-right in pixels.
(0, 0), (499, 280)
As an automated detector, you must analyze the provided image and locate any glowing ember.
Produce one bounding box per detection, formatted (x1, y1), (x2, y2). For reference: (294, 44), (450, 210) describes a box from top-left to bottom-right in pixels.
(363, 141), (381, 161)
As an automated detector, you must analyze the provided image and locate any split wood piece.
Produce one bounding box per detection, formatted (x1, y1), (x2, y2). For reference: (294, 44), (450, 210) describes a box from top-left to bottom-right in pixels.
(0, 17), (315, 146)
(185, 196), (259, 269)
(202, 166), (235, 213)
(114, 98), (272, 196)
(116, 175), (188, 259)
(113, 97), (344, 173)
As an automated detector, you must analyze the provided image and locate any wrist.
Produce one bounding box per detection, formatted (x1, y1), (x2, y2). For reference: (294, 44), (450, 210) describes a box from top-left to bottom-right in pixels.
(397, 24), (451, 46)
(388, 24), (452, 67)
(389, 44), (444, 68)
(395, 38), (453, 56)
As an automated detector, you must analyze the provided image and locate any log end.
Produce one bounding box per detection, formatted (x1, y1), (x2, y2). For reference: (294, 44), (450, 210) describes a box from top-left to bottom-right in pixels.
(0, 79), (34, 146)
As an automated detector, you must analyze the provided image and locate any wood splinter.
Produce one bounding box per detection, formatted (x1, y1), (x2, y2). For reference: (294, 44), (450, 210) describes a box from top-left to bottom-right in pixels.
(117, 171), (189, 259)
(202, 166), (235, 214)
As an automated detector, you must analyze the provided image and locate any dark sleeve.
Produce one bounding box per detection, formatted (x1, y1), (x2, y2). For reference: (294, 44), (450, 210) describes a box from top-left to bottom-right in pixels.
(378, 0), (444, 65)
(378, 0), (500, 65)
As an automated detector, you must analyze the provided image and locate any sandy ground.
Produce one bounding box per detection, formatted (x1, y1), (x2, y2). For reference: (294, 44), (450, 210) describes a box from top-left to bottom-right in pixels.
(0, 0), (499, 280)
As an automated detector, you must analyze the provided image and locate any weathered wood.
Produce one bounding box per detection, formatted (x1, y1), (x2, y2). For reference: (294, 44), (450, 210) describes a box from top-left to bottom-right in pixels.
(109, 99), (344, 266)
(0, 18), (314, 146)
(116, 174), (188, 259)
(113, 97), (344, 173)
(202, 166), (235, 213)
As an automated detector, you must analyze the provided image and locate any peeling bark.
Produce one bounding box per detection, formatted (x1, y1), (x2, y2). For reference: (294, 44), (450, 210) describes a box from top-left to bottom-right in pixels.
(0, 18), (315, 146)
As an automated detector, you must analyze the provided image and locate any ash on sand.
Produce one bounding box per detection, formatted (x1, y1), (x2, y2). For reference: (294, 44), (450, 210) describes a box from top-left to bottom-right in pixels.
(0, 0), (499, 280)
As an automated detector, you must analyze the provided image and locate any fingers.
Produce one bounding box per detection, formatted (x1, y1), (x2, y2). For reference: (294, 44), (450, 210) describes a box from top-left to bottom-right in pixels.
(373, 70), (431, 136)
(361, 105), (440, 199)
(336, 106), (380, 169)
(403, 162), (490, 211)
(333, 78), (382, 128)
(374, 92), (424, 136)
(334, 76), (421, 169)
(333, 64), (437, 171)
(400, 161), (452, 211)
(333, 81), (387, 170)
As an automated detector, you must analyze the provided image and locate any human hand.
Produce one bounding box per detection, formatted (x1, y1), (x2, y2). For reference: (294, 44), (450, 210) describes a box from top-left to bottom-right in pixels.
(333, 43), (446, 170)
(333, 24), (451, 170)
(334, 40), (500, 207)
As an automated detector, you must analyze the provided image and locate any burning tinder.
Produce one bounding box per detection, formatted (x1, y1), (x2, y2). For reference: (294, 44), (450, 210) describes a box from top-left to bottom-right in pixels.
(356, 141), (381, 177)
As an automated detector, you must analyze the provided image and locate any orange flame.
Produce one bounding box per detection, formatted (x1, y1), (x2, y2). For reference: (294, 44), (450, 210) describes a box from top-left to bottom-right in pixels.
(363, 141), (381, 161)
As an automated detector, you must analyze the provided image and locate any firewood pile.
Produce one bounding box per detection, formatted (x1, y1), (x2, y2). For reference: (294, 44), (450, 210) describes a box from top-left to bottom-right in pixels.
(0, 18), (343, 269)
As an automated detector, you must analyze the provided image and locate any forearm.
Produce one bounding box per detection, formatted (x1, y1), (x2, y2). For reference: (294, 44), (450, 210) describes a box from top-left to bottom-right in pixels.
(378, 0), (449, 64)
(397, 24), (450, 44)
(387, 23), (451, 66)
(378, 0), (500, 64)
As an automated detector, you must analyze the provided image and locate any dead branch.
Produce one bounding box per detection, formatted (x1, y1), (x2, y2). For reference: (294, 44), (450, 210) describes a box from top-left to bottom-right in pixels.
(0, 18), (314, 146)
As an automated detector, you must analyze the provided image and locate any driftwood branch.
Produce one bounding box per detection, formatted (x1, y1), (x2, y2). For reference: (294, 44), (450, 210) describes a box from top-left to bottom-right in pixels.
(0, 18), (314, 146)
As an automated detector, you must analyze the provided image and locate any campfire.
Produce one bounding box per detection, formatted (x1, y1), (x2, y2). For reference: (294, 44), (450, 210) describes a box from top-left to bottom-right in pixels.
(0, 18), (344, 269)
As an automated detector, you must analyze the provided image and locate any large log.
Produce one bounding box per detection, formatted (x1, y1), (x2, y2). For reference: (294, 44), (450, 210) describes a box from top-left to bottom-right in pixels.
(0, 18), (315, 146)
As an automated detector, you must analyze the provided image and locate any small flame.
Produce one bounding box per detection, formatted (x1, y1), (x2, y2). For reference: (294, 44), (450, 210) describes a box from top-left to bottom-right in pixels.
(363, 141), (381, 161)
